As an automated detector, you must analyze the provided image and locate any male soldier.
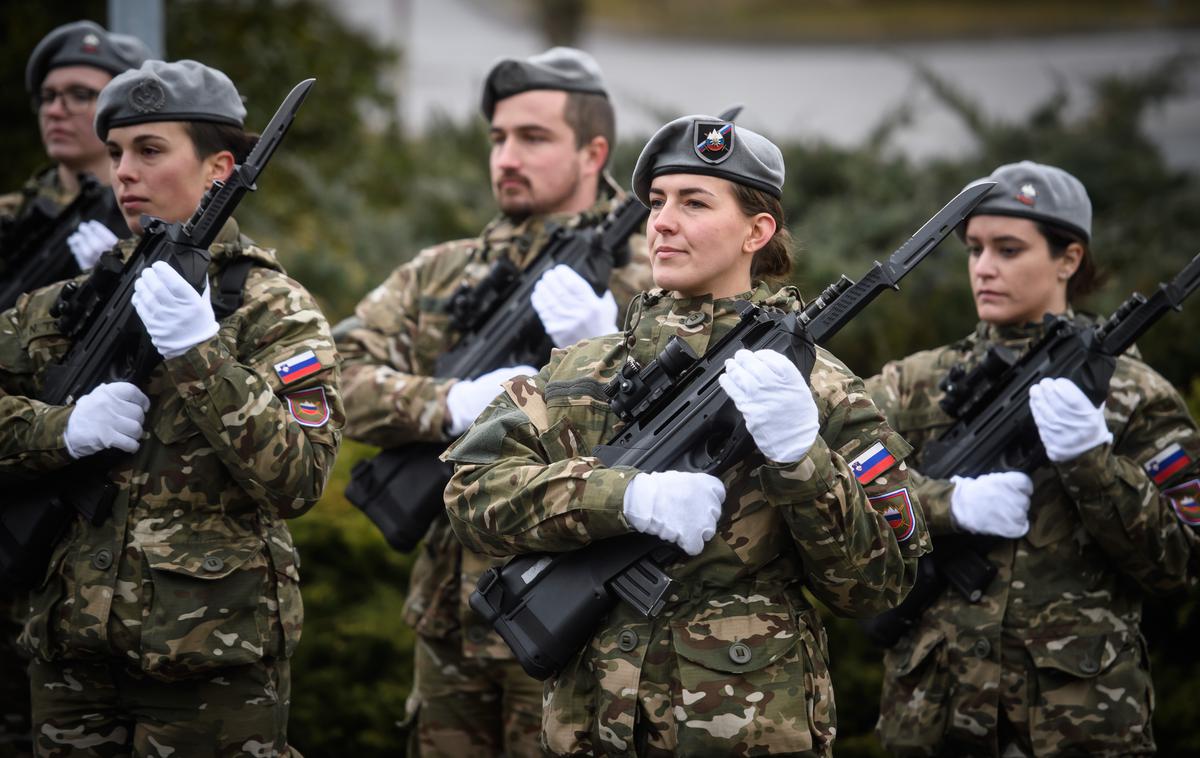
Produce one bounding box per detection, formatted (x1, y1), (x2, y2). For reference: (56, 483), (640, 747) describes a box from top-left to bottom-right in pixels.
(1, 21), (150, 281)
(0, 20), (148, 754)
(2, 59), (342, 754)
(337, 47), (651, 756)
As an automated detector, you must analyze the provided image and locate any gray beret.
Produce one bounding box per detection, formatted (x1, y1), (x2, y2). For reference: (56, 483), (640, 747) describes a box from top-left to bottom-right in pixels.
(95, 59), (246, 141)
(959, 160), (1092, 242)
(481, 46), (607, 119)
(632, 115), (785, 205)
(26, 20), (151, 93)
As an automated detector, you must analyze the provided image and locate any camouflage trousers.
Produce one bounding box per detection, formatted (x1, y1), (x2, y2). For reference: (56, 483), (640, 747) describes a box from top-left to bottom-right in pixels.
(877, 629), (1155, 757)
(28, 656), (294, 757)
(408, 631), (542, 758)
(0, 593), (32, 758)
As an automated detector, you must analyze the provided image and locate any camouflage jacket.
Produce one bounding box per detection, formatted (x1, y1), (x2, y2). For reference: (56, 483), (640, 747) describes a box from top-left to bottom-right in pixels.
(868, 316), (1200, 757)
(0, 218), (343, 679)
(337, 176), (651, 657)
(443, 283), (930, 756)
(0, 166), (73, 277)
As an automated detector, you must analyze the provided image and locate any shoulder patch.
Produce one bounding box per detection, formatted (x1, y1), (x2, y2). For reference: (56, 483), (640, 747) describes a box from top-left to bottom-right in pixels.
(1145, 442), (1191, 485)
(849, 441), (896, 484)
(1164, 479), (1200, 526)
(274, 349), (322, 385)
(285, 387), (331, 428)
(869, 487), (915, 542)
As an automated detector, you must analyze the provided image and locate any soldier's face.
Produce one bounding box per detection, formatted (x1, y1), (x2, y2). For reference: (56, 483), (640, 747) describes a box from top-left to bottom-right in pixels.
(106, 121), (235, 235)
(965, 215), (1080, 326)
(37, 65), (112, 170)
(646, 174), (772, 299)
(489, 90), (602, 219)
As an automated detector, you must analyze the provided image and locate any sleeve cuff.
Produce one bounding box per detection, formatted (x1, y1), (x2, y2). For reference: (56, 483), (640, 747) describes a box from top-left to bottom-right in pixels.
(162, 334), (234, 398)
(1054, 442), (1118, 495)
(758, 435), (837, 503)
(34, 404), (77, 466)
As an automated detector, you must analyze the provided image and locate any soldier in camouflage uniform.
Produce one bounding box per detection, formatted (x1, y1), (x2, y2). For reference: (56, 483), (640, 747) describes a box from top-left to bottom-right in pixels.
(442, 115), (930, 756)
(0, 22), (149, 756)
(1, 21), (150, 278)
(871, 161), (1200, 757)
(337, 48), (651, 756)
(1, 60), (342, 756)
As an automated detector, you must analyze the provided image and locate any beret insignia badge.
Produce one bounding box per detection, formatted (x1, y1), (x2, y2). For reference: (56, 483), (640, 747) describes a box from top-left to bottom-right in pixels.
(694, 120), (734, 164)
(1016, 182), (1038, 206)
(80, 33), (101, 53)
(129, 78), (166, 114)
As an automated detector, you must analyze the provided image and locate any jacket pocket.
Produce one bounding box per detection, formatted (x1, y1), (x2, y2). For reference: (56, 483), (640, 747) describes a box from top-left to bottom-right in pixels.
(1027, 631), (1154, 753)
(668, 603), (814, 754)
(876, 625), (950, 750)
(140, 537), (273, 676)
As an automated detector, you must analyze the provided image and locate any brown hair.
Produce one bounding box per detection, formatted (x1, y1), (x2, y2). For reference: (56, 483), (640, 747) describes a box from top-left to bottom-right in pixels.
(1035, 221), (1105, 301)
(732, 182), (793, 280)
(185, 121), (259, 163)
(562, 91), (614, 169)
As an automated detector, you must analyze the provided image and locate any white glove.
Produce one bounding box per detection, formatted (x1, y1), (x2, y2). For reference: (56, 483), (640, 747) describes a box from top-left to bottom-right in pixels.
(131, 261), (219, 360)
(1028, 377), (1113, 463)
(67, 220), (119, 271)
(717, 348), (820, 464)
(64, 381), (150, 459)
(622, 470), (725, 556)
(446, 364), (537, 436)
(530, 264), (619, 347)
(950, 471), (1034, 538)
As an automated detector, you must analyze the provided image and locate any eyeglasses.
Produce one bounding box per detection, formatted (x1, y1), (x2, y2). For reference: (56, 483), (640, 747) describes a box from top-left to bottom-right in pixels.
(32, 86), (100, 114)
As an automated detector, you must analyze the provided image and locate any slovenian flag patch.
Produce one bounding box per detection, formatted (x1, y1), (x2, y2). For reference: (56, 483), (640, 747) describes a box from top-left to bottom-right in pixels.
(274, 349), (322, 385)
(1144, 443), (1192, 485)
(849, 441), (896, 484)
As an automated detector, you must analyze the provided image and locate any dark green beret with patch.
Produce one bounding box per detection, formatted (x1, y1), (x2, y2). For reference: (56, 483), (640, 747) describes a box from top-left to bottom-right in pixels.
(95, 59), (246, 141)
(958, 160), (1092, 242)
(632, 114), (785, 205)
(26, 20), (150, 93)
(481, 46), (608, 120)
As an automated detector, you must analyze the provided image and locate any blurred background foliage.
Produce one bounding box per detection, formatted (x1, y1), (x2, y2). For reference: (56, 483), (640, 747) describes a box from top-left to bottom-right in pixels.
(3, 1), (1199, 755)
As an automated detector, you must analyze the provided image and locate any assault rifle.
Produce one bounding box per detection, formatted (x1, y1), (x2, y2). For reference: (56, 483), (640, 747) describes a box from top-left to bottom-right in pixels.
(0, 174), (128, 312)
(469, 182), (996, 680)
(0, 79), (315, 588)
(345, 105), (747, 553)
(344, 194), (646, 551)
(861, 251), (1200, 648)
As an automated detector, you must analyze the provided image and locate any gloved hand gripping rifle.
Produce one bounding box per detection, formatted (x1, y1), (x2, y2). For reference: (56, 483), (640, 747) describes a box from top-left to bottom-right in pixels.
(469, 182), (996, 680)
(0, 79), (315, 588)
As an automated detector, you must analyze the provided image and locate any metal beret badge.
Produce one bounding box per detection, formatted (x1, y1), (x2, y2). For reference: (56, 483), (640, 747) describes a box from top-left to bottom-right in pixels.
(694, 120), (734, 164)
(129, 77), (166, 114)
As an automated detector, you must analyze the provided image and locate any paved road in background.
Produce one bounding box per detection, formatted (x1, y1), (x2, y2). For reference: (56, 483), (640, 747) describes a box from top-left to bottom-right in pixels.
(336, 0), (1200, 168)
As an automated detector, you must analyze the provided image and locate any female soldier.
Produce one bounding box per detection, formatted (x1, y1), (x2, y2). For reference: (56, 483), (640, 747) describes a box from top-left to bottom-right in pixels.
(0, 59), (342, 754)
(442, 115), (930, 756)
(871, 161), (1200, 757)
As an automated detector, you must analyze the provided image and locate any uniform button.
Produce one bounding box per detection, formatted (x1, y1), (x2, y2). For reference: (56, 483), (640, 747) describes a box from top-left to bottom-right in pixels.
(1080, 657), (1099, 675)
(91, 549), (113, 571)
(617, 629), (638, 652)
(972, 639), (991, 658)
(201, 556), (225, 573)
(466, 626), (488, 644)
(682, 313), (706, 327)
(728, 641), (752, 665)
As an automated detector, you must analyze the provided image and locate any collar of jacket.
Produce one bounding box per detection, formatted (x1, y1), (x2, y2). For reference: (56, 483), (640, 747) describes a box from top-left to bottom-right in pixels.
(475, 172), (627, 268)
(625, 281), (781, 358)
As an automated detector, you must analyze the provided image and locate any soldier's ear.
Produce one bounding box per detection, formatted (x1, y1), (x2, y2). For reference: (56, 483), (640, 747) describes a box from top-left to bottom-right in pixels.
(203, 149), (236, 186)
(580, 135), (608, 177)
(1057, 241), (1083, 281)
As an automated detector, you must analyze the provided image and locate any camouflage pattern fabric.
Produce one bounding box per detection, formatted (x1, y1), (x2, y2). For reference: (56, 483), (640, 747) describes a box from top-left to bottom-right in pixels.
(442, 283), (931, 756)
(337, 174), (651, 756)
(868, 315), (1200, 757)
(0, 217), (342, 751)
(29, 657), (292, 757)
(0, 166), (75, 758)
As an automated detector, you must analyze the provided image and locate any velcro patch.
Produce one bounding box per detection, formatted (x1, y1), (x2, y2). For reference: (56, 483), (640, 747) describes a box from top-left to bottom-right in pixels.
(274, 349), (322, 385)
(285, 387), (330, 428)
(1144, 442), (1192, 485)
(869, 487), (915, 542)
(1164, 479), (1200, 526)
(849, 441), (896, 484)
